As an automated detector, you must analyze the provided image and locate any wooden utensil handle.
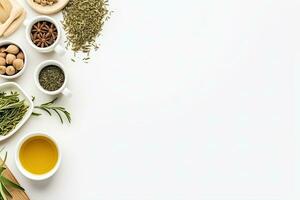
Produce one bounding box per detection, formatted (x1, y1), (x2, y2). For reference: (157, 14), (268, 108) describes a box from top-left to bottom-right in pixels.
(3, 9), (26, 37)
(0, 159), (30, 200)
(0, 4), (23, 36)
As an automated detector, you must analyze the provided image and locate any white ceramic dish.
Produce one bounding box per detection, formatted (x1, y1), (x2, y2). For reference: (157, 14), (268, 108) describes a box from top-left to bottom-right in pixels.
(0, 82), (33, 141)
(35, 60), (71, 96)
(15, 132), (61, 181)
(26, 0), (69, 15)
(25, 16), (65, 55)
(0, 40), (28, 80)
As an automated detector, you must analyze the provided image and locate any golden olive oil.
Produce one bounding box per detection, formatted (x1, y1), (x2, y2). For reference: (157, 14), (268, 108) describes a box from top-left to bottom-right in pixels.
(19, 136), (58, 175)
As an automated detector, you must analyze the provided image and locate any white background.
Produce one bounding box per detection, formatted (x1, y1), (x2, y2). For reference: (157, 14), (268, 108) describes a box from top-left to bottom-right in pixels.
(0, 0), (298, 199)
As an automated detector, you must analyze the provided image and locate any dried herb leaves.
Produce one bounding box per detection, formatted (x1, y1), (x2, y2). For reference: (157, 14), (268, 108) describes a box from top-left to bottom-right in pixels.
(39, 65), (65, 91)
(62, 0), (110, 55)
(0, 92), (28, 136)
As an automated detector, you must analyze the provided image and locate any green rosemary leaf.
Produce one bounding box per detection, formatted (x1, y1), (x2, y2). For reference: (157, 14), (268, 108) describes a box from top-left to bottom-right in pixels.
(0, 100), (25, 111)
(0, 150), (25, 199)
(35, 107), (52, 116)
(55, 107), (71, 123)
(42, 97), (58, 106)
(53, 109), (63, 124)
(33, 97), (71, 124)
(0, 183), (7, 200)
(65, 111), (71, 123)
(31, 112), (42, 116)
(0, 177), (24, 191)
(0, 93), (28, 136)
(0, 183), (11, 199)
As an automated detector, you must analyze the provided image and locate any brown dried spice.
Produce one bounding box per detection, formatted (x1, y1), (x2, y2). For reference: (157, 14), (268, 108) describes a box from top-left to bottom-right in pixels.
(31, 21), (58, 48)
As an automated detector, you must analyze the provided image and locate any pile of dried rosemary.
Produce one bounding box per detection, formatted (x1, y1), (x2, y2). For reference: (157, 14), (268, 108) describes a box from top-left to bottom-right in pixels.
(62, 0), (110, 57)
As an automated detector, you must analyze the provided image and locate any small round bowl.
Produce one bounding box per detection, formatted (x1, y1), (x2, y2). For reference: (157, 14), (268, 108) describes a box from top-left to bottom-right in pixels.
(15, 132), (61, 181)
(34, 60), (71, 97)
(0, 40), (27, 80)
(25, 15), (64, 55)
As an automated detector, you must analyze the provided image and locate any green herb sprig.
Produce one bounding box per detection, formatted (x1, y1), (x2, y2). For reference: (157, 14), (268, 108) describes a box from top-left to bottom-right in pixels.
(0, 92), (28, 136)
(0, 148), (25, 200)
(33, 97), (71, 124)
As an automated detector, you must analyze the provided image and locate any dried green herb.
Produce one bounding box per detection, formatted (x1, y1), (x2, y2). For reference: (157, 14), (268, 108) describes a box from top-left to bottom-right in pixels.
(0, 92), (28, 136)
(39, 65), (65, 91)
(62, 0), (110, 57)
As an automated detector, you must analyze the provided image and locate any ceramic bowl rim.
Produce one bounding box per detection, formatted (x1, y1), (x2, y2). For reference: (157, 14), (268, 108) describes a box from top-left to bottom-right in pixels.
(25, 15), (61, 52)
(15, 132), (62, 181)
(34, 60), (68, 95)
(0, 40), (28, 79)
(0, 82), (33, 141)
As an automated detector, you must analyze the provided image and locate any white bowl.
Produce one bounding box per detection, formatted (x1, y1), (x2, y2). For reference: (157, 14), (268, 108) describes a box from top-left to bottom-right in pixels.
(34, 60), (71, 97)
(15, 132), (61, 181)
(25, 16), (65, 55)
(0, 41), (27, 80)
(0, 82), (33, 141)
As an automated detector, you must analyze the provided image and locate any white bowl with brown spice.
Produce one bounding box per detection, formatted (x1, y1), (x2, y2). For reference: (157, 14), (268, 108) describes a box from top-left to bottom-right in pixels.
(0, 41), (27, 79)
(25, 16), (65, 54)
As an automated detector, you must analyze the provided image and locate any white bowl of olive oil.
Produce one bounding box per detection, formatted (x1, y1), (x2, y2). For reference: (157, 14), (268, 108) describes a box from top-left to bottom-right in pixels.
(15, 132), (61, 181)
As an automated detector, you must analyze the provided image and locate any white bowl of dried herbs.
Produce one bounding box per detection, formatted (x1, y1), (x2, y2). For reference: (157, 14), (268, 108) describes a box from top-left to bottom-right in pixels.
(34, 60), (71, 96)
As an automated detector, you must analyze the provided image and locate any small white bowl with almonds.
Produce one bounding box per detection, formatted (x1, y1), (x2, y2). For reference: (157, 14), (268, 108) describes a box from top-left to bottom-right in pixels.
(0, 40), (27, 79)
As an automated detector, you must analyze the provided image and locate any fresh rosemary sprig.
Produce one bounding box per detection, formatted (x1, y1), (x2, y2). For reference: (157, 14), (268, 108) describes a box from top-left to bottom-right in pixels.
(33, 97), (71, 124)
(0, 148), (24, 200)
